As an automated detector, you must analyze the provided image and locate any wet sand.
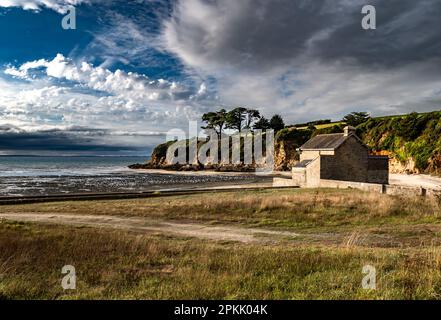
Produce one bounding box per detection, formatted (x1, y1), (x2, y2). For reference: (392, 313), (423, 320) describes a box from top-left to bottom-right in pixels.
(0, 170), (273, 197)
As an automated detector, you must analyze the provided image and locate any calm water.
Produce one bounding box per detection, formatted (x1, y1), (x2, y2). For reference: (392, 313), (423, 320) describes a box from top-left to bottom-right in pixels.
(0, 156), (256, 196)
(0, 156), (146, 177)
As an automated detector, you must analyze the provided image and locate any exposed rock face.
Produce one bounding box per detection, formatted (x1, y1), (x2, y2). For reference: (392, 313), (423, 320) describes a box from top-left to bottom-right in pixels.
(150, 141), (175, 166)
(426, 154), (441, 175)
(274, 139), (299, 171)
(389, 157), (419, 174)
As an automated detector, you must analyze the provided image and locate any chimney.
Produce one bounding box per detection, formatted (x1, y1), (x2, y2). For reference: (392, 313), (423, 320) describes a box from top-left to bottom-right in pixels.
(344, 126), (356, 137)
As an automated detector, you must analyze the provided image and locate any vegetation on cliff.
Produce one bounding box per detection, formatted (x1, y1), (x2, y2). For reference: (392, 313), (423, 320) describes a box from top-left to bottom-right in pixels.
(131, 110), (441, 174)
(273, 110), (441, 173)
(358, 111), (441, 174)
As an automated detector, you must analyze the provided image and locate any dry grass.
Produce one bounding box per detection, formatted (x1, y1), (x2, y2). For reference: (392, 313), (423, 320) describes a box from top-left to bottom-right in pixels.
(1, 222), (441, 300)
(1, 189), (441, 299)
(2, 189), (439, 231)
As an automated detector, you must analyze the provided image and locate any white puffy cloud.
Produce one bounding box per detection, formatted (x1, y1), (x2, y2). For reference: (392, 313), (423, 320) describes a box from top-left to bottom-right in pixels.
(0, 0), (88, 13)
(1, 54), (216, 151)
(4, 53), (212, 104)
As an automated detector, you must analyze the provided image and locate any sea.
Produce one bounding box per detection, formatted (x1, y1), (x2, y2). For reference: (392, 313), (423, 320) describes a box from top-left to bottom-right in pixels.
(0, 156), (256, 197)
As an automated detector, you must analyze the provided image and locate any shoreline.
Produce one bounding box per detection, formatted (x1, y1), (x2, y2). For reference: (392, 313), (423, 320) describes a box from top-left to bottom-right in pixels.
(129, 168), (290, 177)
(0, 169), (275, 197)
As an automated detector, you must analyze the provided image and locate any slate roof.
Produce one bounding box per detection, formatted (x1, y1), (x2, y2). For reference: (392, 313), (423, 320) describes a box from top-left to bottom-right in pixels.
(293, 160), (314, 168)
(300, 133), (349, 151)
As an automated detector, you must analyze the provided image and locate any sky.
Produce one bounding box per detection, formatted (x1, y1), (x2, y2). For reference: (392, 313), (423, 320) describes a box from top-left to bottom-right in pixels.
(1, 0), (441, 155)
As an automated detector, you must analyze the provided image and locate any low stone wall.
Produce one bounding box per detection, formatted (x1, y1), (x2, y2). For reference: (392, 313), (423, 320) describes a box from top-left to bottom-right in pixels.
(273, 178), (298, 187)
(318, 179), (384, 193)
(318, 179), (438, 198)
(276, 176), (441, 200)
(384, 184), (427, 197)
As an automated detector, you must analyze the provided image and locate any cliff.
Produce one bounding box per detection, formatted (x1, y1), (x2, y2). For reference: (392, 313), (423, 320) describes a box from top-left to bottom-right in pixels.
(358, 111), (441, 174)
(131, 111), (441, 174)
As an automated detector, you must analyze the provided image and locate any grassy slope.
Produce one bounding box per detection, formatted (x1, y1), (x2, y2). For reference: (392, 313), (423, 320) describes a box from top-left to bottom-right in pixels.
(1, 189), (441, 299)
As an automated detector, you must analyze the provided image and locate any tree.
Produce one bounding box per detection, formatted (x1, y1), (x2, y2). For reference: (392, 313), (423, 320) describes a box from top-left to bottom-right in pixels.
(201, 109), (227, 138)
(226, 107), (247, 132)
(253, 116), (271, 130)
(269, 114), (285, 133)
(243, 109), (261, 130)
(343, 112), (371, 127)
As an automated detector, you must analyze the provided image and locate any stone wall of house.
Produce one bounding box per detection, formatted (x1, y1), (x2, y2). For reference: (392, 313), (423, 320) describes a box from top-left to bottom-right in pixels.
(300, 150), (321, 162)
(367, 156), (389, 184)
(320, 136), (369, 183)
(305, 157), (321, 188)
(292, 167), (307, 187)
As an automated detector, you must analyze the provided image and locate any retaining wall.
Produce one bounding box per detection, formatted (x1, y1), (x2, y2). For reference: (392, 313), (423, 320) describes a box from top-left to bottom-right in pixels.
(318, 179), (439, 198)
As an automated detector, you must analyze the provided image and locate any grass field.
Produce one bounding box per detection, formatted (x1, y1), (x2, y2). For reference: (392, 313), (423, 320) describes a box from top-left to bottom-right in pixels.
(1, 189), (441, 299)
(295, 122), (344, 130)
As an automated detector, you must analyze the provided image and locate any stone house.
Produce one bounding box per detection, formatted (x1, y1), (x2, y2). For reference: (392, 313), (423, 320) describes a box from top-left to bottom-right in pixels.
(292, 126), (389, 187)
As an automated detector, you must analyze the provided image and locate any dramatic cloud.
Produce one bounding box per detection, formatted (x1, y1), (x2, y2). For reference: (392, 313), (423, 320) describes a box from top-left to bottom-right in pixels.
(161, 0), (441, 121)
(0, 0), (88, 13)
(0, 117), (172, 156)
(0, 124), (146, 155)
(163, 0), (441, 70)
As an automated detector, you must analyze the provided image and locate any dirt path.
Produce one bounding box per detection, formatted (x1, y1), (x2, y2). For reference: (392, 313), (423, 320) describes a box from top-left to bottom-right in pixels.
(2, 213), (441, 247)
(0, 213), (300, 244)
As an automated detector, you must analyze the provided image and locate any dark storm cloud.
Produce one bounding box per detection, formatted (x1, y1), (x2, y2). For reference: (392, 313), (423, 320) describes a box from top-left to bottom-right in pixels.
(164, 0), (441, 70)
(0, 125), (139, 153)
(316, 0), (441, 67)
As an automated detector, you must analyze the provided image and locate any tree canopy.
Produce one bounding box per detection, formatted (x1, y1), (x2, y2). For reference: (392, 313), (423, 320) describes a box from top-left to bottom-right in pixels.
(270, 114), (285, 133)
(201, 109), (227, 138)
(202, 108), (285, 134)
(253, 116), (271, 130)
(342, 112), (371, 127)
